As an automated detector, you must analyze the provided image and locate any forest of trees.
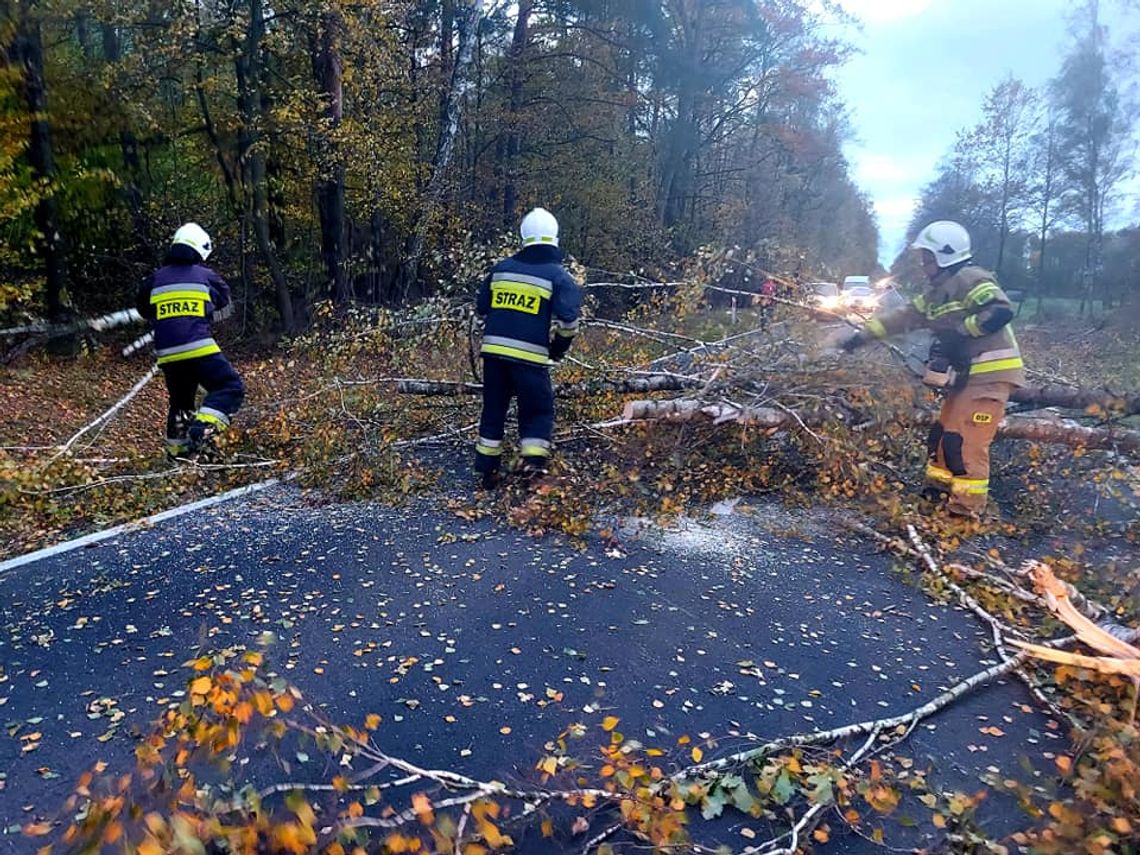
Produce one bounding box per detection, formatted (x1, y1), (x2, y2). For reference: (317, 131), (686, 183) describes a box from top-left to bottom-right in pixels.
(1, 0), (879, 333)
(900, 0), (1138, 313)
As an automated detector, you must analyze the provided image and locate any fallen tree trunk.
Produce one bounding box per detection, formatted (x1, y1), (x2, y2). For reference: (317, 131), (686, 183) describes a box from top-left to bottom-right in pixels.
(618, 398), (1140, 453)
(997, 415), (1140, 452)
(0, 307), (143, 339)
(1010, 384), (1140, 416)
(394, 365), (1138, 417)
(384, 375), (699, 397)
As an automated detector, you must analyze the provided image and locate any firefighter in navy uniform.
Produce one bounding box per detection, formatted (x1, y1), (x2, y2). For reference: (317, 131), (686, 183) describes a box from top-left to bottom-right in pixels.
(136, 223), (245, 459)
(842, 220), (1026, 518)
(474, 208), (582, 487)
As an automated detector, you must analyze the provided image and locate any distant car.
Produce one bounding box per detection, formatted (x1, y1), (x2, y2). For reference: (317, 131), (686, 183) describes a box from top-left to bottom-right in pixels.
(809, 280), (880, 318)
(842, 285), (879, 315)
(842, 275), (871, 291)
(807, 282), (840, 312)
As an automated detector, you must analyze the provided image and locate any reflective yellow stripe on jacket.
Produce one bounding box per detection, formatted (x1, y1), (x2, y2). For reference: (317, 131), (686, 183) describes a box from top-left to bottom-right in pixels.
(969, 345), (1023, 376)
(155, 337), (221, 365)
(480, 334), (551, 365)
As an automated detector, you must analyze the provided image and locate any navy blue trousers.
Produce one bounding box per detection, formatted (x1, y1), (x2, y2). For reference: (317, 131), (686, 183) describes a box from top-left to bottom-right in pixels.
(475, 357), (554, 473)
(161, 353), (245, 448)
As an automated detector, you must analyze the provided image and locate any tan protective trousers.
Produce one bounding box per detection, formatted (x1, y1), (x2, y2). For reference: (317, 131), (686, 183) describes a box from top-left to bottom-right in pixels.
(924, 381), (1015, 517)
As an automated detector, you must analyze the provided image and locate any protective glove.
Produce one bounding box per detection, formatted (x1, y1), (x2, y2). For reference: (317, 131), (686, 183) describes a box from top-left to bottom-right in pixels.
(548, 336), (571, 362)
(932, 331), (967, 359)
(840, 330), (868, 352)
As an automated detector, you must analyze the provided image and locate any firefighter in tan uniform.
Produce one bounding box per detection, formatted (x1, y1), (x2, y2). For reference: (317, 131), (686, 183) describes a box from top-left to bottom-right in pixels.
(842, 221), (1026, 518)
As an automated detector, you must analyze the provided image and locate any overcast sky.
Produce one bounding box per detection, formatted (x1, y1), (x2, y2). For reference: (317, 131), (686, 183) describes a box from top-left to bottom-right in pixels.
(831, 0), (1136, 267)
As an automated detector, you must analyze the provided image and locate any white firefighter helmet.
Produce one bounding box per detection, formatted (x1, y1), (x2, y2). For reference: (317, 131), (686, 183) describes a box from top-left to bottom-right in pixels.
(911, 220), (971, 268)
(519, 207), (559, 247)
(172, 222), (213, 261)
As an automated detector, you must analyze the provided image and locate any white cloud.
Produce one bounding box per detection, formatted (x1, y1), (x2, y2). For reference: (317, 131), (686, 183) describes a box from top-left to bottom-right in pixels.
(871, 196), (919, 263)
(838, 0), (934, 24)
(854, 154), (914, 185)
(874, 196), (918, 220)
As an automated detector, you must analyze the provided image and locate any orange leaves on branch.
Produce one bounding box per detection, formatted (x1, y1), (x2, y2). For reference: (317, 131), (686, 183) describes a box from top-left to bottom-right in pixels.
(410, 792), (434, 826)
(384, 833), (424, 853)
(253, 690), (275, 716)
(472, 801), (512, 848)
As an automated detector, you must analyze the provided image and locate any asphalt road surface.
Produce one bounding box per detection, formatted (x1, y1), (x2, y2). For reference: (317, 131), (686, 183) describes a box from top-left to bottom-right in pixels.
(0, 484), (1062, 852)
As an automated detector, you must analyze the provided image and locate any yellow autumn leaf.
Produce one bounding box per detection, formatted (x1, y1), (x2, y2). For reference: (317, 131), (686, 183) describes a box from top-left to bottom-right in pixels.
(601, 716), (620, 732)
(691, 746), (703, 763)
(189, 676), (212, 696)
(411, 792), (434, 823)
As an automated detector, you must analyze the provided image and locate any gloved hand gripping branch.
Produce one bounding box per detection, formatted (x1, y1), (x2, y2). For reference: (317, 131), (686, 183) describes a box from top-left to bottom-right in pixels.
(840, 329), (868, 352)
(548, 335), (571, 362)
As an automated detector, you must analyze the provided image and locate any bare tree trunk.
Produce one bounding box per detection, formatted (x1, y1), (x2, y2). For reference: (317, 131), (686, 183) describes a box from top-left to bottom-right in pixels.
(195, 62), (241, 212)
(617, 399), (1140, 453)
(397, 0), (483, 303)
(438, 0), (454, 136)
(311, 8), (349, 305)
(467, 19), (484, 210)
(1010, 384), (1140, 415)
(392, 374), (697, 397)
(658, 84), (697, 227)
(1035, 191), (1050, 317)
(235, 0), (295, 331)
(996, 186), (1009, 276)
(100, 22), (152, 259)
(10, 2), (69, 321)
(502, 0), (531, 228)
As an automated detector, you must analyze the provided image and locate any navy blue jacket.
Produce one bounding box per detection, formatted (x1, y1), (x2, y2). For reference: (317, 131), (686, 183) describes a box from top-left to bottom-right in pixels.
(136, 261), (231, 365)
(476, 245), (581, 365)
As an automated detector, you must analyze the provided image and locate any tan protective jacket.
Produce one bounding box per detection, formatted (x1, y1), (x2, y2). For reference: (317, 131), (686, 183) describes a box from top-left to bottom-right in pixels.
(865, 265), (1026, 388)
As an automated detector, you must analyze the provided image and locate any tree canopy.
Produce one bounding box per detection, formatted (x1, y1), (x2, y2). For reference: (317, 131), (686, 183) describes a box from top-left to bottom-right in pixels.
(1, 0), (879, 330)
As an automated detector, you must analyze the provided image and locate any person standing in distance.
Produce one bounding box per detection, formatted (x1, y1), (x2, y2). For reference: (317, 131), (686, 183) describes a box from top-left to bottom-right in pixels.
(474, 207), (582, 488)
(841, 220), (1025, 518)
(136, 223), (245, 459)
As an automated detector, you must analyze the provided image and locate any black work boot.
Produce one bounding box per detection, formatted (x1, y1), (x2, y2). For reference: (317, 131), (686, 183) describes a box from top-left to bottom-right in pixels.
(186, 421), (220, 462)
(920, 485), (946, 503)
(519, 456), (550, 482)
(165, 411), (194, 461)
(479, 470), (504, 490)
